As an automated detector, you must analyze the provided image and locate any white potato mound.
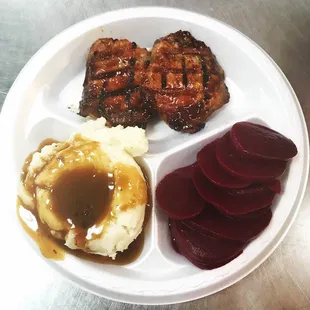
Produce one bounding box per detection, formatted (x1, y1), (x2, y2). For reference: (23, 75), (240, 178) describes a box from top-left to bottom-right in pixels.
(19, 142), (69, 210)
(65, 206), (145, 258)
(79, 117), (148, 158)
(19, 118), (148, 259)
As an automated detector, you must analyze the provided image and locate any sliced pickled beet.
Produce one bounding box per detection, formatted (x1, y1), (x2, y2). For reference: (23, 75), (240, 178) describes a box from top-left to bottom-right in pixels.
(231, 122), (298, 160)
(169, 219), (180, 253)
(216, 133), (287, 181)
(182, 251), (243, 269)
(170, 220), (244, 269)
(192, 166), (276, 215)
(232, 206), (271, 218)
(264, 180), (281, 194)
(183, 204), (272, 242)
(197, 140), (252, 188)
(156, 164), (205, 220)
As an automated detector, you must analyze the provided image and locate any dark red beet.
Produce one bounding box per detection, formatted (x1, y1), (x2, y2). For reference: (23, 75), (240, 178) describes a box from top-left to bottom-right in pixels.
(216, 133), (287, 181)
(169, 219), (181, 253)
(264, 180), (281, 194)
(231, 122), (298, 160)
(231, 206), (271, 218)
(184, 251), (243, 269)
(197, 140), (252, 188)
(192, 166), (276, 215)
(156, 164), (205, 220)
(170, 220), (244, 269)
(183, 204), (272, 242)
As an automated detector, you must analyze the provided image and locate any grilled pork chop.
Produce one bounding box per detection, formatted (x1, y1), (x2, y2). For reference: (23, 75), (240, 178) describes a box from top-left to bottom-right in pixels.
(143, 31), (230, 133)
(79, 38), (154, 127)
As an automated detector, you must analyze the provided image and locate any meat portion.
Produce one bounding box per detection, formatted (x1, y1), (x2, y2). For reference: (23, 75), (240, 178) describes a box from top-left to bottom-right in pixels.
(79, 32), (230, 132)
(143, 31), (230, 133)
(79, 38), (155, 127)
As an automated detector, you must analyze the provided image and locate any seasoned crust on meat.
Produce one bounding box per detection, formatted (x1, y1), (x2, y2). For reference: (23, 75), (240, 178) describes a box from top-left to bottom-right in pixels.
(143, 30), (230, 133)
(79, 38), (155, 128)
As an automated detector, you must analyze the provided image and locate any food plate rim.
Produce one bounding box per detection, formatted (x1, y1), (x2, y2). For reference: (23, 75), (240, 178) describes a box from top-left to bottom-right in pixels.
(0, 6), (309, 305)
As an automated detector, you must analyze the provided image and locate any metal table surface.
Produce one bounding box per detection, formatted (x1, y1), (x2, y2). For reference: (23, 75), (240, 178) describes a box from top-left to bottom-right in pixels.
(1, 1), (310, 309)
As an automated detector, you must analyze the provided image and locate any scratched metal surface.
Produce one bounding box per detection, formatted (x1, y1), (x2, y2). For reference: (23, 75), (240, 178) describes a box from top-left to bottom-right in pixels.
(1, 0), (310, 309)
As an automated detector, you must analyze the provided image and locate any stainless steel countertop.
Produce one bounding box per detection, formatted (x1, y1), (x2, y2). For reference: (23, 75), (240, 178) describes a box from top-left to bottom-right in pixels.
(1, 1), (310, 309)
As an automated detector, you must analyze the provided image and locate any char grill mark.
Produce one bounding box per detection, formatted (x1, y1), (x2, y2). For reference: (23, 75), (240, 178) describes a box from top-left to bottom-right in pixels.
(181, 57), (188, 87)
(161, 72), (167, 89)
(79, 38), (155, 127)
(143, 30), (230, 133)
(200, 56), (209, 88)
(79, 31), (230, 132)
(126, 57), (137, 108)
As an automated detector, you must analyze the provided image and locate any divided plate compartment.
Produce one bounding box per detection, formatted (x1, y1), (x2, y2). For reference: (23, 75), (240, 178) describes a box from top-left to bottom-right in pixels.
(4, 7), (308, 304)
(15, 97), (303, 297)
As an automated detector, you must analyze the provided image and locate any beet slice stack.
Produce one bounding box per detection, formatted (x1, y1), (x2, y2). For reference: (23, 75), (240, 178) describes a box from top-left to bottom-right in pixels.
(216, 133), (287, 181)
(170, 220), (245, 269)
(156, 121), (298, 270)
(183, 204), (272, 242)
(231, 122), (298, 160)
(197, 140), (251, 188)
(156, 164), (205, 220)
(192, 165), (276, 216)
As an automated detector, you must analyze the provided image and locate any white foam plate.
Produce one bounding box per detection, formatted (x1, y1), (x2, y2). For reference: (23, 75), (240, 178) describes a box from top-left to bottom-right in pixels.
(0, 7), (309, 305)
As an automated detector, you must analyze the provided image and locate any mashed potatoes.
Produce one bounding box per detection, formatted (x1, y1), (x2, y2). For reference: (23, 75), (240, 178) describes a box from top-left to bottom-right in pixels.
(19, 118), (148, 259)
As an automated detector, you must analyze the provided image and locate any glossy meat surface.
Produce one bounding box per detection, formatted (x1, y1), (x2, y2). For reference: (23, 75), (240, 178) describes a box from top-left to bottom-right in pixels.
(143, 31), (230, 133)
(79, 38), (155, 127)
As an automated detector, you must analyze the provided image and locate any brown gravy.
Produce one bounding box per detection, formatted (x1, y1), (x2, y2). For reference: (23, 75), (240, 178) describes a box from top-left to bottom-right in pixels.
(51, 167), (114, 230)
(17, 138), (152, 265)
